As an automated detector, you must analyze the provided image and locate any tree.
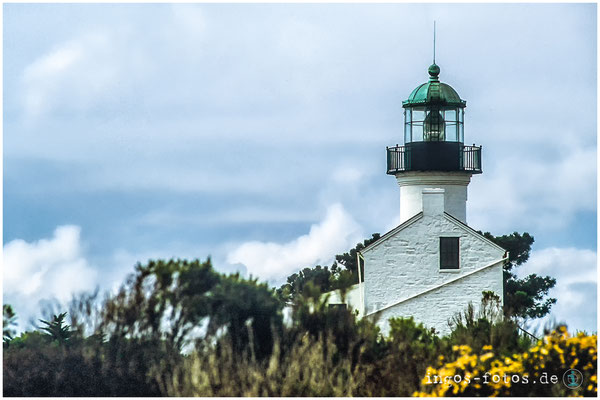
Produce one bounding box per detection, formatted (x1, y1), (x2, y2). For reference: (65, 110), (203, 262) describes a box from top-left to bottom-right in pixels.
(3, 304), (17, 344)
(334, 233), (381, 283)
(277, 265), (334, 302)
(102, 258), (221, 351)
(39, 312), (73, 344)
(278, 233), (381, 300)
(480, 231), (556, 320)
(207, 272), (283, 359)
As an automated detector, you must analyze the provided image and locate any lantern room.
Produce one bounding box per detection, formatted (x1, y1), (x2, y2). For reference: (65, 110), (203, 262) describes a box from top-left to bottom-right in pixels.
(403, 64), (465, 144)
(387, 63), (482, 175)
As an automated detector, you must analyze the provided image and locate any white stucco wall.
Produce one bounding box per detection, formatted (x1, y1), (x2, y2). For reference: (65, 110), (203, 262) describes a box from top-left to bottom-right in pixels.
(396, 172), (472, 224)
(370, 262), (504, 336)
(361, 189), (505, 336)
(324, 283), (364, 317)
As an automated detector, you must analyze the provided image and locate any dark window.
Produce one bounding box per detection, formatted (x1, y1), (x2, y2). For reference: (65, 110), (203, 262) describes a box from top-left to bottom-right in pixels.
(440, 237), (459, 269)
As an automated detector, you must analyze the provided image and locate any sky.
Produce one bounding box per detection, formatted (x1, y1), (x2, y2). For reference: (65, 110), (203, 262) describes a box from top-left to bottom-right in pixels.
(3, 3), (597, 334)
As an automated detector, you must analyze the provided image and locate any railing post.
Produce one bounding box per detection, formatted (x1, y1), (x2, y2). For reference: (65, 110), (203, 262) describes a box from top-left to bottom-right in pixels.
(386, 147), (391, 173)
(400, 147), (404, 170)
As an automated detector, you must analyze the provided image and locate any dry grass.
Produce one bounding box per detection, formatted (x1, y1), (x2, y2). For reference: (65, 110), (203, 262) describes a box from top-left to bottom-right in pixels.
(160, 333), (366, 397)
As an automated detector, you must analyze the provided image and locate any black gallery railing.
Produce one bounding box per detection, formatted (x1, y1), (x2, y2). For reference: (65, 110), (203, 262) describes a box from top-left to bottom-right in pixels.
(386, 143), (482, 174)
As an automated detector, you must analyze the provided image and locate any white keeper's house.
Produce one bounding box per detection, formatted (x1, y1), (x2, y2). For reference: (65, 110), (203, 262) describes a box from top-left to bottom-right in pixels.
(327, 61), (508, 336)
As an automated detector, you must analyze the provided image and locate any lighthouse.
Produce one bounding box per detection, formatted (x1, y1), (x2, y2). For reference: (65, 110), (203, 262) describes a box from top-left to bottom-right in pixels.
(326, 57), (507, 336)
(387, 62), (481, 224)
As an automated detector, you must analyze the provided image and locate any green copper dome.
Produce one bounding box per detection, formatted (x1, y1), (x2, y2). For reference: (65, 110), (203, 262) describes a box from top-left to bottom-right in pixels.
(402, 63), (466, 108)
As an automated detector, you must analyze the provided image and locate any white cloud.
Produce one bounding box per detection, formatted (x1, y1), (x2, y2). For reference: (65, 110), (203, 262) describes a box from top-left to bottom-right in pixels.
(227, 203), (362, 282)
(21, 31), (121, 118)
(4, 3), (596, 333)
(517, 247), (597, 333)
(331, 165), (365, 185)
(469, 142), (596, 232)
(3, 225), (98, 330)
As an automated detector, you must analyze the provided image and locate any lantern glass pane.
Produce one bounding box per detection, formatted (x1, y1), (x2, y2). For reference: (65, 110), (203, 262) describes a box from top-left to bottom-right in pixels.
(444, 109), (457, 123)
(445, 122), (458, 142)
(412, 109), (425, 122)
(412, 123), (423, 142)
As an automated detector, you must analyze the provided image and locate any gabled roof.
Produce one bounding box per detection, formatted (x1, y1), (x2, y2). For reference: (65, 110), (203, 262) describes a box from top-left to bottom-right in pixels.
(442, 212), (507, 254)
(360, 212), (423, 255)
(360, 211), (507, 256)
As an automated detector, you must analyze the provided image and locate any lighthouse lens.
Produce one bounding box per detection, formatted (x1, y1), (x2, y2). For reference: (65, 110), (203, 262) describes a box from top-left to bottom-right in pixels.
(424, 110), (445, 141)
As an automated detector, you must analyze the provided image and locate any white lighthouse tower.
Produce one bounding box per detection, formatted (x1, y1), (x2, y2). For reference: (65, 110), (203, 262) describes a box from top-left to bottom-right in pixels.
(386, 62), (481, 224)
(326, 57), (507, 336)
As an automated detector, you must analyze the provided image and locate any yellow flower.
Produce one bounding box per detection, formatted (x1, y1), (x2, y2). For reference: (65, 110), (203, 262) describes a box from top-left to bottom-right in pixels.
(553, 344), (564, 354)
(418, 330), (597, 397)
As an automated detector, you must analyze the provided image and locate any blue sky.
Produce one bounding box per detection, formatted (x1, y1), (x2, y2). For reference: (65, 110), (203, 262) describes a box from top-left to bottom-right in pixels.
(3, 3), (597, 333)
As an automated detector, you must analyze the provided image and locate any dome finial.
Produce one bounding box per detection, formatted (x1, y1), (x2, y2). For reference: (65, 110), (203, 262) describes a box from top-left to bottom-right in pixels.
(428, 63), (440, 79)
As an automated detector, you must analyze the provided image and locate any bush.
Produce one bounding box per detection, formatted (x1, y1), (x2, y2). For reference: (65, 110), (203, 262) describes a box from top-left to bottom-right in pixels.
(4, 259), (594, 397)
(415, 326), (597, 397)
(446, 292), (534, 357)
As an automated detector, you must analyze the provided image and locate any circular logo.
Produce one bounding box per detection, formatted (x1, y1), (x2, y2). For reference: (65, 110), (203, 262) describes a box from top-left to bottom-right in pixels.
(562, 369), (583, 389)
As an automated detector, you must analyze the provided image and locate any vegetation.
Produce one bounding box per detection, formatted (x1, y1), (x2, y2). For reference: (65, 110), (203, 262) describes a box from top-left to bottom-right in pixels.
(2, 232), (585, 397)
(3, 304), (17, 343)
(416, 327), (597, 397)
(479, 231), (557, 319)
(277, 233), (380, 301)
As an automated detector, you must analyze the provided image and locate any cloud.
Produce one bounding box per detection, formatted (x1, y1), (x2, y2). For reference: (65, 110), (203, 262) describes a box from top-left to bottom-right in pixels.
(227, 203), (362, 282)
(3, 225), (98, 330)
(21, 31), (121, 118)
(4, 3), (596, 334)
(331, 165), (365, 185)
(169, 4), (206, 38)
(517, 247), (597, 333)
(469, 142), (596, 233)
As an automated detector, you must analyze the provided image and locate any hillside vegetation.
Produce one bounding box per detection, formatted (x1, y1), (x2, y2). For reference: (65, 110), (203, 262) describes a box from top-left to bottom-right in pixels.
(3, 257), (596, 397)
